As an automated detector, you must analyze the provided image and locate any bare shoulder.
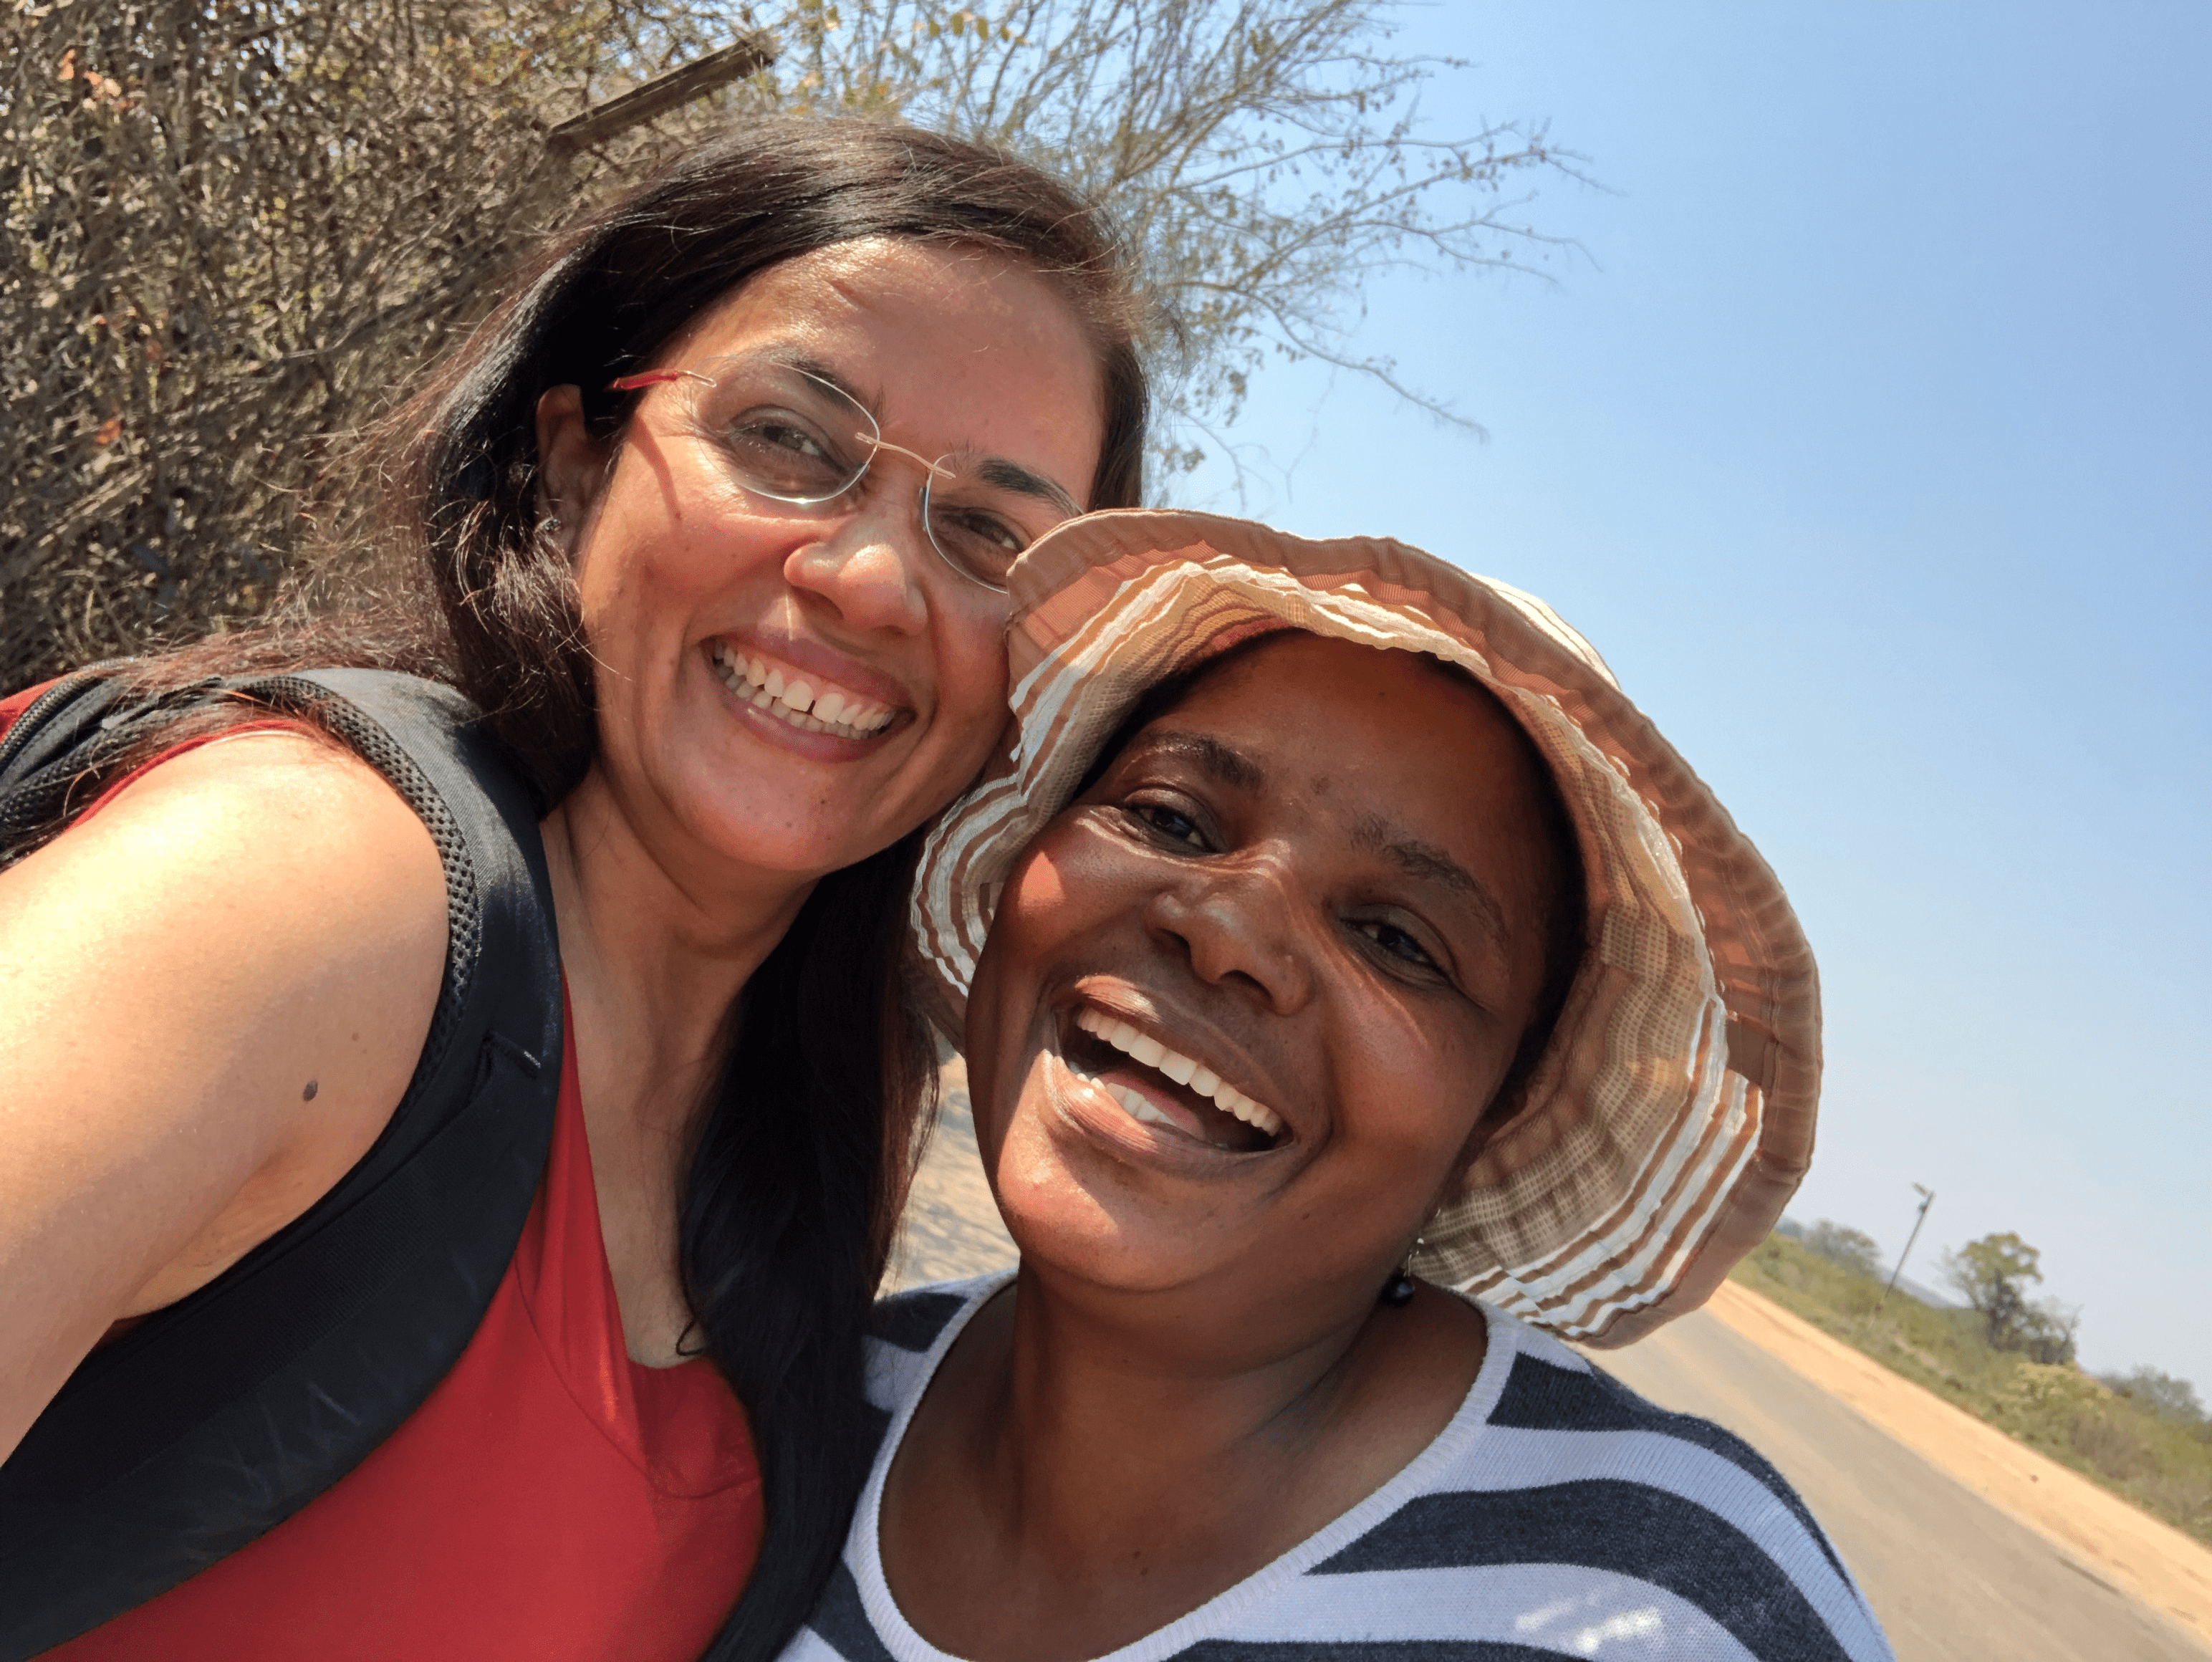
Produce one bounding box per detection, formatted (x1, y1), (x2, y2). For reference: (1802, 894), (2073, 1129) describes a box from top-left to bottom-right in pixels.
(0, 730), (448, 1452)
(1, 725), (451, 1171)
(4, 726), (448, 993)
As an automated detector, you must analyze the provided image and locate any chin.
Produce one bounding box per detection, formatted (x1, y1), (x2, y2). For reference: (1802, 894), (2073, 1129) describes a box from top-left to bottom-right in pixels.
(681, 787), (877, 878)
(984, 1107), (1216, 1298)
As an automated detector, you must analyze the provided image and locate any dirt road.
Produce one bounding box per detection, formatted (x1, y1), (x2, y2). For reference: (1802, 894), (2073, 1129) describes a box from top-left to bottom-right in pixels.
(1600, 1300), (2210, 1661)
(889, 1072), (2212, 1660)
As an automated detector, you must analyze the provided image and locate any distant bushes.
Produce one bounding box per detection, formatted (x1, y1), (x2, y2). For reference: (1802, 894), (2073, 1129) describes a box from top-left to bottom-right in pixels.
(1736, 1231), (2212, 1545)
(1799, 1219), (1884, 1280)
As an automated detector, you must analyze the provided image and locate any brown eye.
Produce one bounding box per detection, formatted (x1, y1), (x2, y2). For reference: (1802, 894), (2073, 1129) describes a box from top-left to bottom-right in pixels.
(721, 407), (859, 500)
(1130, 802), (1207, 850)
(925, 504), (1028, 587)
(1353, 918), (1438, 970)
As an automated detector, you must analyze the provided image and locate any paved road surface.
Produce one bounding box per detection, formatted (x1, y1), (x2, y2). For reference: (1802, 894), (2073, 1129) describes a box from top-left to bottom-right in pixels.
(1597, 1308), (2208, 1661)
(890, 1072), (2209, 1661)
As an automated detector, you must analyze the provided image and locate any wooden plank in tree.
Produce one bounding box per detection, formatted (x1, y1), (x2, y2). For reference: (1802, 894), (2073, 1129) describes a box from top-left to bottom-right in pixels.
(546, 32), (779, 159)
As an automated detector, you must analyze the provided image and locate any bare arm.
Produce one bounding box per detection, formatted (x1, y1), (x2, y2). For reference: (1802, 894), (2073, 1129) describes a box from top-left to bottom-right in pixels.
(0, 733), (446, 1462)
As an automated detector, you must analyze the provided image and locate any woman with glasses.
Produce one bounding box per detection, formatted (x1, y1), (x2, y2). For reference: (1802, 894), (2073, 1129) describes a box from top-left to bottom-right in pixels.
(0, 117), (1145, 1660)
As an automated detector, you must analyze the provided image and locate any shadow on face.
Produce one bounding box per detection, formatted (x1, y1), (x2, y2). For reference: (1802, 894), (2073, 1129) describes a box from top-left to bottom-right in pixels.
(964, 631), (1578, 1340)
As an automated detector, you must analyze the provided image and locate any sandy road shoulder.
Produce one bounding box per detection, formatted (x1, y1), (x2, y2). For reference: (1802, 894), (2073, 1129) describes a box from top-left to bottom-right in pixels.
(1704, 1280), (2212, 1651)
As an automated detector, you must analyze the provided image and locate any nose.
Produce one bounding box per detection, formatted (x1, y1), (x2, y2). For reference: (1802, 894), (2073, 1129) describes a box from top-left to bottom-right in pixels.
(1141, 857), (1316, 1016)
(782, 486), (931, 636)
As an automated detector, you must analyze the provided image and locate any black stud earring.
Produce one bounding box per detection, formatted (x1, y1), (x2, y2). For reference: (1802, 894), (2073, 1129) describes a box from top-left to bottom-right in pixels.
(1379, 1240), (1421, 1309)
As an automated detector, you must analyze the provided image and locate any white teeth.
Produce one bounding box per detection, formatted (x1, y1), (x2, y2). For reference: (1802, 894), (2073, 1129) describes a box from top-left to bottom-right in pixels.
(1070, 1007), (1282, 1143)
(1110, 1084), (1176, 1127)
(711, 643), (899, 739)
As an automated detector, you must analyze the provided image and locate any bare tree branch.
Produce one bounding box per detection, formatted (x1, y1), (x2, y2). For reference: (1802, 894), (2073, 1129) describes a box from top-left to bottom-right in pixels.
(1, 0), (1583, 686)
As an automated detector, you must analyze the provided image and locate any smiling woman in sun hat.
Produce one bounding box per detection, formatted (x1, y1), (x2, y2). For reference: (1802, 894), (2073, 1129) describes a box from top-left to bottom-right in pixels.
(913, 509), (1827, 1337)
(769, 511), (1893, 1662)
(774, 507), (1888, 1662)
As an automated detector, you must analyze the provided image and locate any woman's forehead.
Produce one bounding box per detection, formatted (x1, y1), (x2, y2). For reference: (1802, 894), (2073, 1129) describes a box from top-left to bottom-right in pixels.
(675, 239), (1085, 367)
(1116, 635), (1549, 855)
(1145, 634), (1512, 769)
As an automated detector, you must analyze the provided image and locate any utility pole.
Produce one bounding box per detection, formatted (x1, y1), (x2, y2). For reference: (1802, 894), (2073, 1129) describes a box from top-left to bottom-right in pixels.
(1878, 1183), (1935, 1312)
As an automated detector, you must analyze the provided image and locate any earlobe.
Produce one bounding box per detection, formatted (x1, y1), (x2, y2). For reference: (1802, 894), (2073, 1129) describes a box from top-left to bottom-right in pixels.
(533, 385), (607, 543)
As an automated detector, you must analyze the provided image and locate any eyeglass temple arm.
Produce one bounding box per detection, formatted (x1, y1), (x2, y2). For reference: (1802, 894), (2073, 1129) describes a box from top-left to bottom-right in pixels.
(606, 369), (716, 392)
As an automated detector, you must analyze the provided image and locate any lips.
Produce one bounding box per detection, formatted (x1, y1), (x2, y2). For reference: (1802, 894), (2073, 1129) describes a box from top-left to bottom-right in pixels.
(1059, 1002), (1286, 1153)
(711, 640), (901, 741)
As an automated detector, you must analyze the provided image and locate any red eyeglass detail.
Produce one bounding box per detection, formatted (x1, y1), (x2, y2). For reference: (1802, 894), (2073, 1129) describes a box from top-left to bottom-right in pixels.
(607, 370), (687, 392)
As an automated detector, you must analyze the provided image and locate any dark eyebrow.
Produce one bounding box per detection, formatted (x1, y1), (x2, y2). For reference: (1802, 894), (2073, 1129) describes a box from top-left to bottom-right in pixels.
(1353, 813), (1509, 956)
(783, 354), (1082, 514)
(976, 455), (1083, 516)
(1134, 729), (1265, 792)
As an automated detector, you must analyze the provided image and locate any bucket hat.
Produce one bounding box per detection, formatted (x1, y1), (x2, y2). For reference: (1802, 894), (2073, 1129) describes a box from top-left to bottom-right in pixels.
(910, 510), (1819, 1346)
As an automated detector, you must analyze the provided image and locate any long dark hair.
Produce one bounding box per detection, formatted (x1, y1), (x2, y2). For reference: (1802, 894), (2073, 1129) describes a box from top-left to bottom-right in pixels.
(59, 116), (1151, 1658)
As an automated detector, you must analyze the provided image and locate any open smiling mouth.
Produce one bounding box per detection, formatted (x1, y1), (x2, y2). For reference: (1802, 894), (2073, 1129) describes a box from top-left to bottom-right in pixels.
(1059, 1005), (1287, 1154)
(710, 641), (901, 741)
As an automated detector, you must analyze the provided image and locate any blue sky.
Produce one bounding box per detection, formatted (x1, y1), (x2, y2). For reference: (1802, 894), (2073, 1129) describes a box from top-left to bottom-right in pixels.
(1175, 3), (2211, 1387)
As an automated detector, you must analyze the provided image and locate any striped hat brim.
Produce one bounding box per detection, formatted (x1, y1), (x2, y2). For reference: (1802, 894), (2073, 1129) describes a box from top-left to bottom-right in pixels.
(909, 509), (1819, 1346)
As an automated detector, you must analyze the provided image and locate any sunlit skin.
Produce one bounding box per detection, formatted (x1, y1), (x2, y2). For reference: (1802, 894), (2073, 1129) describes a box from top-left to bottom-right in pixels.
(533, 239), (1106, 1362)
(883, 633), (1573, 1662)
(0, 235), (1110, 1465)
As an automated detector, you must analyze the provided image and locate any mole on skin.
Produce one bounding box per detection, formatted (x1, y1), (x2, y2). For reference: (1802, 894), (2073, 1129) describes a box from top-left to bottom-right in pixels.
(302, 1080), (319, 1102)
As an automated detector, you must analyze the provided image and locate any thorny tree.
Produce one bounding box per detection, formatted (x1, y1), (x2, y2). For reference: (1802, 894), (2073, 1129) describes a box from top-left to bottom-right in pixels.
(1, 0), (1579, 687)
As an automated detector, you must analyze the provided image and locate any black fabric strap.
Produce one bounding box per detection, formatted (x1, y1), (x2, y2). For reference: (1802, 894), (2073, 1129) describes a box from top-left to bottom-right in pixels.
(0, 668), (562, 1659)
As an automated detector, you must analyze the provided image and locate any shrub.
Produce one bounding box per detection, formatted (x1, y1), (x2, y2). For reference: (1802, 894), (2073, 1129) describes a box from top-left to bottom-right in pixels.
(1802, 1219), (1883, 1279)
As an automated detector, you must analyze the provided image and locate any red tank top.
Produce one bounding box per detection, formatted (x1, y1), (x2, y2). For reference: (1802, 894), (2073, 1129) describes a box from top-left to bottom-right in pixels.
(4, 685), (764, 1658)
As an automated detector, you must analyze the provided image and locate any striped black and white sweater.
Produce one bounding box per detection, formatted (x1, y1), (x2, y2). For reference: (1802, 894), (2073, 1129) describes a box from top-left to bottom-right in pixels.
(780, 1274), (1893, 1662)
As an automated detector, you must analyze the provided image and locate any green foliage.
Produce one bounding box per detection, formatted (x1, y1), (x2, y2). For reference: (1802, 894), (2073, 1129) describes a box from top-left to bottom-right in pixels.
(2102, 1366), (2208, 1427)
(1734, 1231), (2212, 1545)
(1941, 1231), (2078, 1363)
(1801, 1218), (1882, 1279)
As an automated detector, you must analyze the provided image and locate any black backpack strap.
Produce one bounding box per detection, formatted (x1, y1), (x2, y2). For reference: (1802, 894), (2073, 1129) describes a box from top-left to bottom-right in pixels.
(0, 662), (211, 857)
(0, 668), (562, 1658)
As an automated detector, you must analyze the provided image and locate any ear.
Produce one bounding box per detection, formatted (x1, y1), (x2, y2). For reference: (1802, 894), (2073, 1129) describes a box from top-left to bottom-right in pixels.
(534, 385), (612, 541)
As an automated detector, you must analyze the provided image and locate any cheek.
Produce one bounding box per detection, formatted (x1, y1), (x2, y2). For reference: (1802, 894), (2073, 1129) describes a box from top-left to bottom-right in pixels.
(574, 456), (790, 645)
(981, 817), (1145, 954)
(964, 826), (1138, 1118)
(915, 602), (1011, 763)
(966, 848), (1078, 1062)
(1324, 991), (1493, 1183)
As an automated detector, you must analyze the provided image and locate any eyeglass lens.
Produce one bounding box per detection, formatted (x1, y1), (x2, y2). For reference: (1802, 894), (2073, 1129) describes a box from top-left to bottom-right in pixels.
(679, 354), (1076, 590)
